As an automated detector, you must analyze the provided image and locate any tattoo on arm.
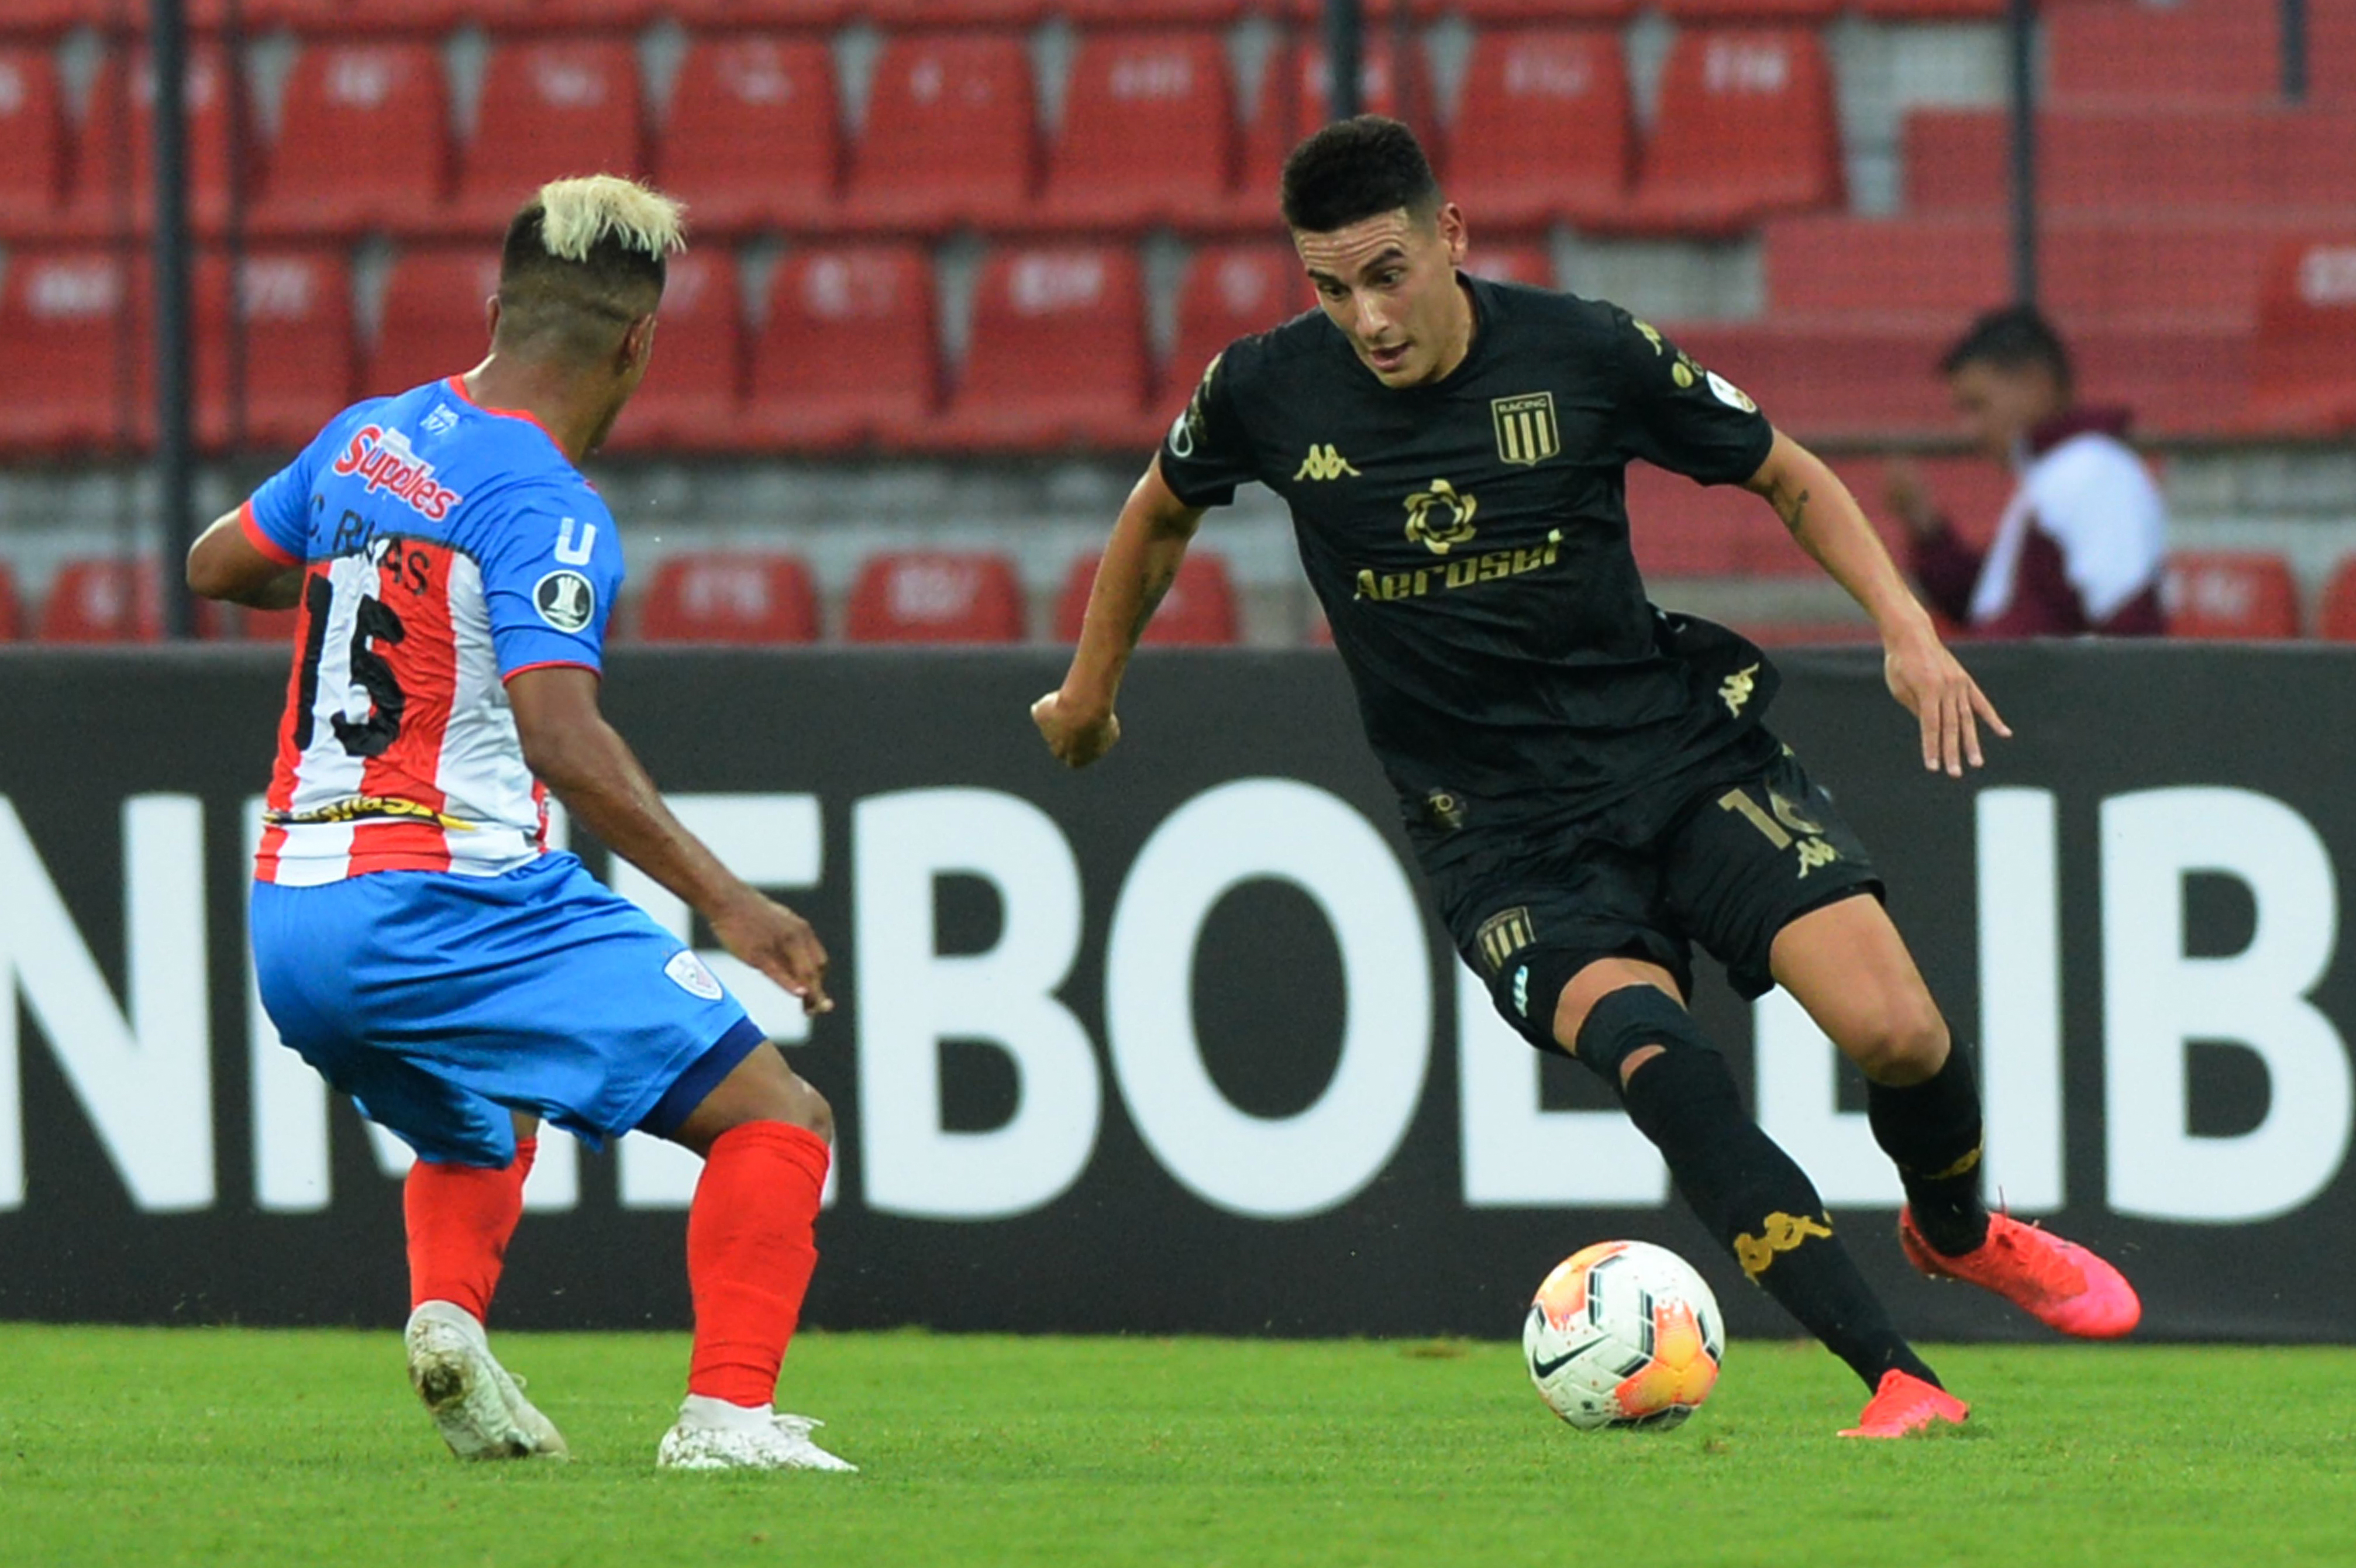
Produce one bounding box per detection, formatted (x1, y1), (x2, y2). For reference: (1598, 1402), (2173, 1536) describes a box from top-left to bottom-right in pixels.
(1129, 564), (1176, 645)
(1774, 485), (1812, 536)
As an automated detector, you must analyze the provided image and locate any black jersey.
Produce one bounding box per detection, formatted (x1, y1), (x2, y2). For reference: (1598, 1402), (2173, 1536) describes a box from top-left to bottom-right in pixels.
(1159, 273), (1784, 863)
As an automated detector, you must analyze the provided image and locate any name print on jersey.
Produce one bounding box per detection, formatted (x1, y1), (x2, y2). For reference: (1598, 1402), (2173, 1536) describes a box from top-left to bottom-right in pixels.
(330, 424), (465, 522)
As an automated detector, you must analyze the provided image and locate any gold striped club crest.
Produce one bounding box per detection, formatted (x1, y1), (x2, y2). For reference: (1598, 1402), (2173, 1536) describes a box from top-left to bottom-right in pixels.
(1491, 392), (1560, 467)
(1476, 905), (1537, 974)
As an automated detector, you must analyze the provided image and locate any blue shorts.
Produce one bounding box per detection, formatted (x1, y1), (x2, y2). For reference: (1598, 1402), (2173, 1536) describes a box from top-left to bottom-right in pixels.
(252, 853), (766, 1167)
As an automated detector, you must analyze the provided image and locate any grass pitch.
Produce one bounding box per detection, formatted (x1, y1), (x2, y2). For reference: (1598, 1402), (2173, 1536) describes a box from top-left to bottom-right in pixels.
(1, 1326), (2348, 1568)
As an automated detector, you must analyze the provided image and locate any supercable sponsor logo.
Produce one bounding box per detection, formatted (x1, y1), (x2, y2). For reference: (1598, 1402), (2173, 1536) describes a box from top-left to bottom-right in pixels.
(332, 425), (464, 522)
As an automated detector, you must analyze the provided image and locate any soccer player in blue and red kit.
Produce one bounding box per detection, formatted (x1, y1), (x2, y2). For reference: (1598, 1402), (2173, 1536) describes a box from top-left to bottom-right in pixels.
(187, 177), (849, 1472)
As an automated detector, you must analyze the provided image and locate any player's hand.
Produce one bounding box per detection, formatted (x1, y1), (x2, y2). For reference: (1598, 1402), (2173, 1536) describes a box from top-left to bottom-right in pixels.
(1032, 689), (1122, 769)
(1882, 457), (1938, 540)
(1883, 622), (2011, 778)
(709, 890), (833, 1016)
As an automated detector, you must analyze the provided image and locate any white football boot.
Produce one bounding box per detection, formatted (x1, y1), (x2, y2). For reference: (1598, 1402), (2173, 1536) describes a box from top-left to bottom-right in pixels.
(657, 1395), (857, 1472)
(404, 1300), (569, 1460)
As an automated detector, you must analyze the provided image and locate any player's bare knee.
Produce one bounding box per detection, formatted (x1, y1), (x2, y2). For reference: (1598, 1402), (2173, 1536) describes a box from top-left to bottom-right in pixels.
(1846, 998), (1951, 1086)
(1617, 1043), (1668, 1087)
(780, 1073), (833, 1145)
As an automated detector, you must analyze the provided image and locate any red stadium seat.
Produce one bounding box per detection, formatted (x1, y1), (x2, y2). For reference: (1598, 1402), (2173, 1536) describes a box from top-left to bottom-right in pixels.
(67, 41), (243, 237)
(452, 41), (644, 235)
(1908, 106), (2356, 219)
(184, 250), (357, 451)
(0, 47), (66, 237)
(1055, 551), (1238, 645)
(673, 0), (856, 20)
(1461, 240), (1553, 288)
(2163, 552), (2301, 640)
(1038, 29), (1234, 231)
(600, 249), (742, 452)
(655, 36), (838, 235)
(0, 564), (18, 642)
(742, 244), (937, 450)
(2240, 236), (2356, 433)
(253, 43), (449, 237)
(366, 247), (502, 397)
(1239, 36), (1441, 223)
(326, 0), (472, 29)
(2047, 0), (2278, 106)
(1060, 0), (1244, 19)
(1763, 214), (2290, 329)
(1448, 0), (1637, 16)
(1853, 0), (2004, 14)
(846, 551), (1024, 643)
(863, 0), (1049, 20)
(39, 561), (161, 645)
(937, 244), (1148, 450)
(2320, 556), (2356, 642)
(1449, 29), (1627, 229)
(844, 33), (1034, 232)
(0, 250), (135, 453)
(638, 554), (819, 644)
(1627, 29), (1840, 235)
(1167, 243), (1308, 397)
(1659, 0), (1838, 17)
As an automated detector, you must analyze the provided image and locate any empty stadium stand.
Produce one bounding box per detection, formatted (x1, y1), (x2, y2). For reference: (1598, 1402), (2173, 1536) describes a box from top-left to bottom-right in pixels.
(2320, 554), (2356, 643)
(846, 550), (1025, 643)
(39, 559), (161, 644)
(0, 47), (66, 237)
(654, 36), (839, 235)
(601, 249), (742, 452)
(741, 244), (939, 450)
(935, 244), (1151, 449)
(0, 564), (17, 643)
(1446, 27), (1630, 229)
(1056, 551), (1238, 645)
(252, 43), (450, 237)
(2164, 552), (2302, 640)
(1169, 243), (1309, 390)
(2240, 235), (2356, 433)
(1038, 28), (1235, 232)
(366, 248), (503, 397)
(1626, 27), (1840, 233)
(844, 32), (1035, 231)
(637, 553), (819, 643)
(0, 250), (137, 454)
(452, 40), (645, 233)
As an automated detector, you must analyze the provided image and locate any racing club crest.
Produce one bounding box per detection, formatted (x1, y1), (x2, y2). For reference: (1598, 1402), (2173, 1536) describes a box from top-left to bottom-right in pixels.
(1491, 392), (1560, 467)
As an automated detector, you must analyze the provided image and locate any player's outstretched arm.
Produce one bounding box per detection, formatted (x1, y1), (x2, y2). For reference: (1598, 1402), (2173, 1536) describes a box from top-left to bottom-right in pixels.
(185, 508), (304, 608)
(508, 666), (832, 1014)
(1032, 454), (1207, 769)
(1744, 428), (2013, 778)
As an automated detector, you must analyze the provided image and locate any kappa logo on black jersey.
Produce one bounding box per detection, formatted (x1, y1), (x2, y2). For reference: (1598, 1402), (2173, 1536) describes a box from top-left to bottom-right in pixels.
(1404, 478), (1479, 554)
(1492, 393), (1560, 467)
(1294, 444), (1361, 481)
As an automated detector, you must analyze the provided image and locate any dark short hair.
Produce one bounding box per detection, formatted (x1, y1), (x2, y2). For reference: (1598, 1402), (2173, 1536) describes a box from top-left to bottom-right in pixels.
(1940, 305), (2072, 391)
(1280, 115), (1441, 233)
(496, 192), (671, 362)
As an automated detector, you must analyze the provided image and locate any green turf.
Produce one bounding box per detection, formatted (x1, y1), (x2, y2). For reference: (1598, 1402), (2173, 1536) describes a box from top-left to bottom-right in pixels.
(0, 1326), (2348, 1568)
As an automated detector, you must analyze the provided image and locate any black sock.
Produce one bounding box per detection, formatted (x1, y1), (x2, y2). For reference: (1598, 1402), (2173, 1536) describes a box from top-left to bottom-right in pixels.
(1580, 988), (1938, 1394)
(1866, 1045), (1990, 1257)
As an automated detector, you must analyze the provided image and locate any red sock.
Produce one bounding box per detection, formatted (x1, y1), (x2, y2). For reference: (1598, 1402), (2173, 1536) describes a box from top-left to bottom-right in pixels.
(687, 1121), (829, 1408)
(404, 1137), (536, 1324)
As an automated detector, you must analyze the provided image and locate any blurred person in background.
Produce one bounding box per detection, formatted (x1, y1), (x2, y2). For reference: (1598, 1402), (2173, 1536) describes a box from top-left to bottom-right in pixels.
(1887, 305), (2167, 637)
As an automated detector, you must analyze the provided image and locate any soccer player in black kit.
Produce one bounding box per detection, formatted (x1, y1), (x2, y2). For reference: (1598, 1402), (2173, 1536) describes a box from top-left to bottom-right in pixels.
(1034, 118), (2141, 1438)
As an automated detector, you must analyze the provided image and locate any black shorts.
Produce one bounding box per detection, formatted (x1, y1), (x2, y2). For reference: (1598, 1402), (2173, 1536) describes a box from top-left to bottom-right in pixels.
(1430, 744), (1884, 1053)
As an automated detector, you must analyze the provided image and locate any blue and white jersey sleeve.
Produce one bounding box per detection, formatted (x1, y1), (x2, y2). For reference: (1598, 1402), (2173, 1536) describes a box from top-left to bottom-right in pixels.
(478, 487), (626, 680)
(241, 411), (358, 564)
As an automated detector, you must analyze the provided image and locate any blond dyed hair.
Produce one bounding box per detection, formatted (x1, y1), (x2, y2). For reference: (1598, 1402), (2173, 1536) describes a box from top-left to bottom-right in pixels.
(496, 175), (687, 363)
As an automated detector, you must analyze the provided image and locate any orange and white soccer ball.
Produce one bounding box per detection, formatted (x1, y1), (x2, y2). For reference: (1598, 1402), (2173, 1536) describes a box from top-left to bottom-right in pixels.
(1524, 1239), (1725, 1431)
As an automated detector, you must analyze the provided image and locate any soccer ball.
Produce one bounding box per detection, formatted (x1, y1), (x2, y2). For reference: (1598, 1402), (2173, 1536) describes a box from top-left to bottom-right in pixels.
(1523, 1239), (1725, 1431)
